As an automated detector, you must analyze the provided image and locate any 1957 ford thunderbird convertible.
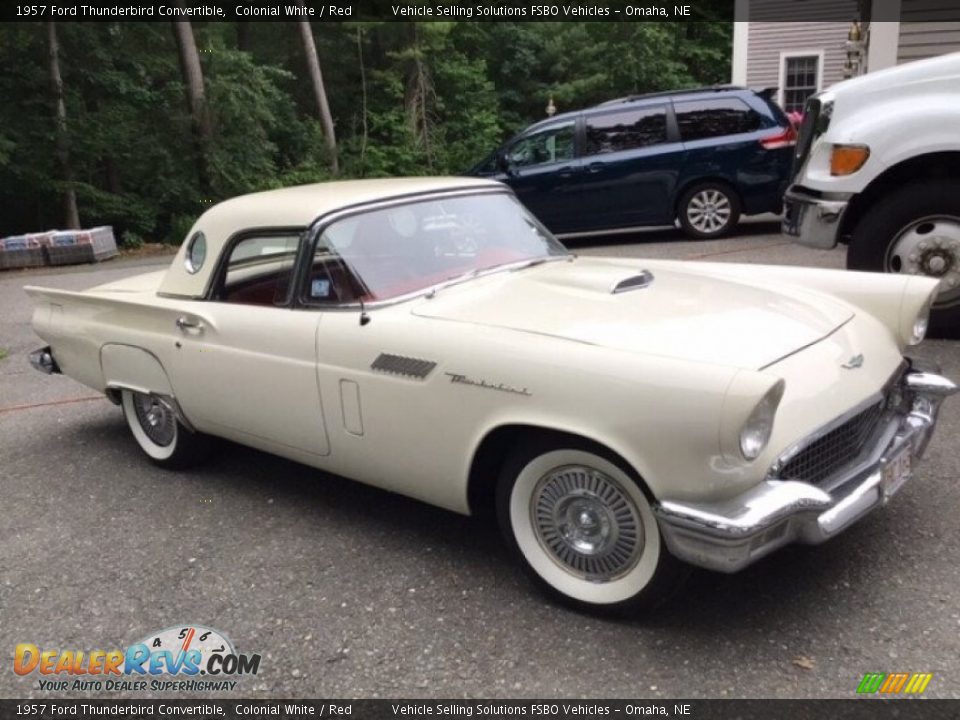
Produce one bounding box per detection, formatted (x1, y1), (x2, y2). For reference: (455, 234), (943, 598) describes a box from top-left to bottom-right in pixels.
(27, 177), (957, 612)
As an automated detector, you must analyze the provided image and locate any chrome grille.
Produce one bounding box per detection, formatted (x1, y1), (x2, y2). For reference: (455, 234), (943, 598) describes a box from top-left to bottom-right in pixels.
(777, 400), (886, 485)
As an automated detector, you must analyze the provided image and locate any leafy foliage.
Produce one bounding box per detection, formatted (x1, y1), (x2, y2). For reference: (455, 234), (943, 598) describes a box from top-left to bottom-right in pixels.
(0, 21), (731, 243)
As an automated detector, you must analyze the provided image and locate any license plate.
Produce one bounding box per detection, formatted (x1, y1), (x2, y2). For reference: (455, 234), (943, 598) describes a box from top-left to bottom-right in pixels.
(882, 446), (912, 498)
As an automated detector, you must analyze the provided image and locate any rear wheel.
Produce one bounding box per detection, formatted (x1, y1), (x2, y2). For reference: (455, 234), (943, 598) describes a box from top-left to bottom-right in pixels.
(496, 438), (688, 615)
(120, 389), (211, 469)
(677, 182), (741, 239)
(847, 180), (960, 337)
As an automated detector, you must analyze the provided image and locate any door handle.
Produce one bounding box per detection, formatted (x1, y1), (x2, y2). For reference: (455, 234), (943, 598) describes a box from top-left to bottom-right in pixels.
(557, 166), (576, 179)
(586, 162), (605, 173)
(176, 316), (203, 332)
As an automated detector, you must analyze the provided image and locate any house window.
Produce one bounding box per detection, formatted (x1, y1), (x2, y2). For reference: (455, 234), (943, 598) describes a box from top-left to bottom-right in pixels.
(783, 55), (820, 113)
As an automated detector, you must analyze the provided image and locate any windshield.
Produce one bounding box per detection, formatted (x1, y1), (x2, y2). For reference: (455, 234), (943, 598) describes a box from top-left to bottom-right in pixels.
(308, 192), (568, 304)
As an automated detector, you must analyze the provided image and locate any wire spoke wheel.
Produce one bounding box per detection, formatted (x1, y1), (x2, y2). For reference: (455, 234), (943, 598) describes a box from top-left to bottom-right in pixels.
(132, 393), (176, 447)
(531, 465), (644, 582)
(498, 444), (686, 612)
(120, 388), (210, 468)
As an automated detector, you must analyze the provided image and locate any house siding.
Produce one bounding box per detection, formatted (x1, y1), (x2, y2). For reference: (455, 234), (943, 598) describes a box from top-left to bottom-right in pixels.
(746, 19), (856, 100)
(898, 0), (960, 64)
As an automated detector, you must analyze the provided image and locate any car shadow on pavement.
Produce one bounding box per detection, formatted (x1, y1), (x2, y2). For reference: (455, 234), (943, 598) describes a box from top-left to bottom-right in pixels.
(61, 416), (894, 631)
(205, 437), (887, 630)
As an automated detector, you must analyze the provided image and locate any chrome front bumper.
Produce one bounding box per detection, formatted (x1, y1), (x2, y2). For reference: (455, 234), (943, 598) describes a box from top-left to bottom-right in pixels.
(782, 185), (851, 250)
(654, 368), (957, 573)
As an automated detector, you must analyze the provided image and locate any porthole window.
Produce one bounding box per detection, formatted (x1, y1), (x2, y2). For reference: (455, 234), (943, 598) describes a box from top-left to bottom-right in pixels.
(185, 231), (207, 274)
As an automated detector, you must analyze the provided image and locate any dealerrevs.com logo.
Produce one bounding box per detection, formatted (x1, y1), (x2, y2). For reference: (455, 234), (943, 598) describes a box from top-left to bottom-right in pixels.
(14, 625), (261, 692)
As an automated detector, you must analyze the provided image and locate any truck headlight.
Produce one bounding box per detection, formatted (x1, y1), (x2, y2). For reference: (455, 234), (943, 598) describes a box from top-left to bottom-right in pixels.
(739, 381), (786, 460)
(830, 144), (870, 176)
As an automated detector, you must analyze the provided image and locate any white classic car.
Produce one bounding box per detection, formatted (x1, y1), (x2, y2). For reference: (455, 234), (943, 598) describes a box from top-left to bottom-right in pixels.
(27, 178), (956, 613)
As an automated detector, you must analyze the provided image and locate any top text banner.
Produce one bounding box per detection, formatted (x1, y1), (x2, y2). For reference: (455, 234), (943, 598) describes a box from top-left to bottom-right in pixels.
(6, 0), (733, 22)
(4, 0), (958, 22)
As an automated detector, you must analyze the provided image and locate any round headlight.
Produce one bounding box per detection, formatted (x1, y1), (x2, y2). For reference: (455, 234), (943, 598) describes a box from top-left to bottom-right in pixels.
(739, 381), (785, 461)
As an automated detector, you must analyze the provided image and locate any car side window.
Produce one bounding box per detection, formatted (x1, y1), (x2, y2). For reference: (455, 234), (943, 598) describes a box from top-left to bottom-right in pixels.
(215, 233), (301, 306)
(674, 98), (766, 141)
(303, 218), (368, 306)
(506, 122), (575, 169)
(584, 106), (668, 156)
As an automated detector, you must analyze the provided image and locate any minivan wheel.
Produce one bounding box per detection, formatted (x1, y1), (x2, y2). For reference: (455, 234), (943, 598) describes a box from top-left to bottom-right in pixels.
(678, 183), (741, 239)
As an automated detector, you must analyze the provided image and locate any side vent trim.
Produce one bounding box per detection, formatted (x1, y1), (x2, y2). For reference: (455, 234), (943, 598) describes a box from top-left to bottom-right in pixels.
(371, 353), (437, 379)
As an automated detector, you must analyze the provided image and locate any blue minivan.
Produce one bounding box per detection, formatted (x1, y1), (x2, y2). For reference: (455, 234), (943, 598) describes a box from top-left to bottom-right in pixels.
(469, 87), (796, 239)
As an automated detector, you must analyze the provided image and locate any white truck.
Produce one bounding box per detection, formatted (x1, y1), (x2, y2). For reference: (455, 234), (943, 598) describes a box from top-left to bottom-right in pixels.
(783, 52), (960, 335)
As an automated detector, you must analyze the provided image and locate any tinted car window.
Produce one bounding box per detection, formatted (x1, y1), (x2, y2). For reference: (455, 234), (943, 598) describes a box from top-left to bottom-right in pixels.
(585, 106), (668, 155)
(507, 122), (575, 168)
(675, 98), (765, 141)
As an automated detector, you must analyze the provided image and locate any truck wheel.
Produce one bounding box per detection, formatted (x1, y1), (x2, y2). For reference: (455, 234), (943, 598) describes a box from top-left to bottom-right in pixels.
(678, 182), (741, 239)
(495, 437), (688, 615)
(848, 180), (960, 337)
(121, 389), (212, 469)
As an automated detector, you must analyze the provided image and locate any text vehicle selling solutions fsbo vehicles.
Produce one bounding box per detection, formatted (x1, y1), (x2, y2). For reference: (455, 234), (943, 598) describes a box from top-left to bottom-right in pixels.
(27, 178), (956, 612)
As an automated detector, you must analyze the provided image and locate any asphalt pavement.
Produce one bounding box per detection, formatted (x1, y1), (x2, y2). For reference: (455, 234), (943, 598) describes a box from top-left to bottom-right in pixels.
(2, 219), (958, 699)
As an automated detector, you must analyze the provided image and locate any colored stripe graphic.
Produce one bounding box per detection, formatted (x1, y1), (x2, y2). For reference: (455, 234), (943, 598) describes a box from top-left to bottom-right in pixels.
(857, 673), (886, 694)
(880, 673), (909, 693)
(857, 672), (932, 694)
(905, 673), (933, 694)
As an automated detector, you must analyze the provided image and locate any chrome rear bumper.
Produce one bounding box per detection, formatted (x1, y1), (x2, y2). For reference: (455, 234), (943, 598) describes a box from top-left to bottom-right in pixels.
(654, 368), (956, 573)
(29, 346), (61, 375)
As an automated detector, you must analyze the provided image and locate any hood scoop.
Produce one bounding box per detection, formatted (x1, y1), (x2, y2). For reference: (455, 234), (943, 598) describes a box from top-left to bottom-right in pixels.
(612, 270), (654, 294)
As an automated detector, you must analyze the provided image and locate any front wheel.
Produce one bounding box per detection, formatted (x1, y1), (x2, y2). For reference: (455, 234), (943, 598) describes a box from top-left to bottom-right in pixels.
(847, 180), (960, 337)
(496, 439), (688, 615)
(677, 182), (741, 239)
(120, 389), (211, 469)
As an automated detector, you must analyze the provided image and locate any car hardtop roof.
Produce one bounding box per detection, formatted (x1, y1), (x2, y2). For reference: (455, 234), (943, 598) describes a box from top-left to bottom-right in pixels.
(522, 85), (770, 133)
(157, 176), (504, 299)
(199, 176), (504, 230)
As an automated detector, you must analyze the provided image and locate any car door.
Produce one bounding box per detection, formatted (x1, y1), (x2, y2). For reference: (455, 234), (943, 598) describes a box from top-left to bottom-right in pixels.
(673, 96), (781, 212)
(573, 104), (685, 229)
(493, 120), (582, 233)
(165, 231), (330, 457)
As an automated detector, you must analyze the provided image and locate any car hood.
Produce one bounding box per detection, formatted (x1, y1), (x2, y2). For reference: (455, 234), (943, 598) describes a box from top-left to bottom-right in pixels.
(411, 257), (854, 370)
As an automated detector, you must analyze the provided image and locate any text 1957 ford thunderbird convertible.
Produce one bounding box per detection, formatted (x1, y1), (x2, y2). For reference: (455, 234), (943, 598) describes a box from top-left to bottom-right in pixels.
(27, 177), (956, 613)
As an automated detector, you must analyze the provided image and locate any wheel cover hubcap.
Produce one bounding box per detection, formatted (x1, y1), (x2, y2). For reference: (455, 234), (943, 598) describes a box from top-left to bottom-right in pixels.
(133, 394), (175, 447)
(687, 190), (732, 233)
(886, 216), (960, 306)
(531, 465), (644, 582)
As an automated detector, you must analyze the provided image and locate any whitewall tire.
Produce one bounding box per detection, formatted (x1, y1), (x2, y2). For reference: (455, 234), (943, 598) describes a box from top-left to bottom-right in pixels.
(496, 438), (687, 614)
(120, 389), (211, 469)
